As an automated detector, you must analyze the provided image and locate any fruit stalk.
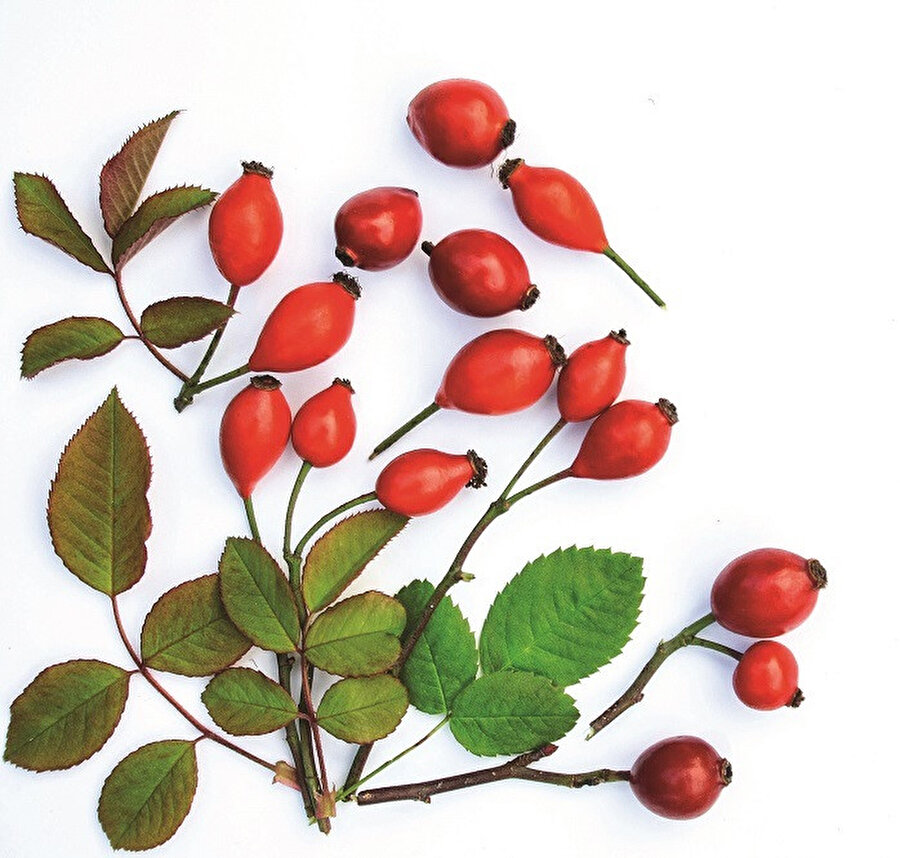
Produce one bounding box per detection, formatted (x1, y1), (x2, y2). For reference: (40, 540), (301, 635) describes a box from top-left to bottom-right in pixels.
(602, 247), (665, 308)
(369, 402), (441, 459)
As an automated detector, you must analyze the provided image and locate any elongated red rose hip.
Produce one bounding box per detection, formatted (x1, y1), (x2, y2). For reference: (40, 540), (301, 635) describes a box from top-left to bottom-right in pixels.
(208, 161), (283, 287)
(498, 158), (664, 307)
(369, 329), (566, 458)
(219, 375), (291, 498)
(376, 449), (487, 516)
(248, 273), (360, 373)
(407, 79), (516, 168)
(290, 379), (357, 468)
(334, 187), (422, 271)
(569, 399), (677, 480)
(557, 330), (629, 422)
(422, 229), (539, 317)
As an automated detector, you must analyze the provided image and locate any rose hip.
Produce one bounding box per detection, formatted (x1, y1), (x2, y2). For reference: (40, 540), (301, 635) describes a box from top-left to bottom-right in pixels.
(732, 641), (803, 710)
(556, 330), (629, 422)
(290, 379), (356, 468)
(334, 187), (422, 271)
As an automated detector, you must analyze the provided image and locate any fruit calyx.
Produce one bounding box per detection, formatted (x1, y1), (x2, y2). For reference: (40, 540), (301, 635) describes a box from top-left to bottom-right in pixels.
(499, 119), (517, 150)
(332, 271), (362, 299)
(807, 559), (828, 589)
(610, 329), (630, 345)
(421, 240), (435, 256)
(719, 759), (733, 786)
(543, 335), (568, 368)
(335, 246), (358, 267)
(498, 158), (524, 189)
(520, 285), (540, 311)
(657, 398), (678, 425)
(250, 374), (282, 391)
(466, 450), (488, 488)
(333, 377), (355, 394)
(241, 160), (274, 178)
(789, 689), (805, 708)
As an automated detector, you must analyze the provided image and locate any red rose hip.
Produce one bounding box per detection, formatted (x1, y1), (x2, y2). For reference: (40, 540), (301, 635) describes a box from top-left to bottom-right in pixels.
(732, 641), (803, 710)
(334, 187), (422, 271)
(630, 736), (731, 820)
(407, 79), (516, 168)
(711, 548), (827, 637)
(557, 330), (629, 422)
(291, 379), (356, 468)
(423, 229), (538, 317)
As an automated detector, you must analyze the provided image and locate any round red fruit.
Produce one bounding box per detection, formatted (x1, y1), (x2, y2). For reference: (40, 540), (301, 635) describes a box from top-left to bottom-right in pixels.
(557, 330), (629, 422)
(334, 187), (422, 271)
(208, 161), (283, 286)
(630, 736), (731, 820)
(732, 641), (802, 710)
(570, 399), (677, 480)
(436, 329), (566, 415)
(423, 229), (538, 317)
(219, 375), (291, 498)
(248, 273), (360, 373)
(407, 79), (515, 168)
(711, 548), (827, 638)
(290, 379), (356, 468)
(375, 449), (487, 517)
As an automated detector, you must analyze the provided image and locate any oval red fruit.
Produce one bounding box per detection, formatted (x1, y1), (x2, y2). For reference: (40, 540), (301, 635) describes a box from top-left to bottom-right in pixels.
(334, 187), (422, 271)
(219, 375), (291, 498)
(630, 736), (731, 820)
(436, 329), (566, 414)
(711, 548), (827, 638)
(248, 274), (360, 373)
(424, 229), (538, 317)
(570, 399), (677, 480)
(407, 79), (515, 168)
(732, 641), (802, 710)
(557, 330), (629, 422)
(375, 449), (487, 517)
(208, 161), (283, 287)
(290, 379), (356, 468)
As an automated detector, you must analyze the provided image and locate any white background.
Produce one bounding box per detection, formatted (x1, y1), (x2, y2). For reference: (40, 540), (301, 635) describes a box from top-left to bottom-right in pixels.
(1, 1), (898, 855)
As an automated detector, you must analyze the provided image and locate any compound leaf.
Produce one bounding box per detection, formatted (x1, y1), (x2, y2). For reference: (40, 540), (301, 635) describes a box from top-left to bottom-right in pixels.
(395, 579), (477, 714)
(141, 575), (251, 676)
(201, 668), (298, 736)
(317, 675), (408, 744)
(449, 672), (578, 757)
(4, 660), (130, 771)
(98, 740), (197, 851)
(47, 388), (151, 595)
(479, 547), (645, 687)
(301, 509), (408, 614)
(140, 297), (234, 348)
(21, 317), (124, 379)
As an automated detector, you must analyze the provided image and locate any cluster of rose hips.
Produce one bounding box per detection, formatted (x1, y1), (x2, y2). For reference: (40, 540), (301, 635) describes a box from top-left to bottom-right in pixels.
(203, 79), (823, 823)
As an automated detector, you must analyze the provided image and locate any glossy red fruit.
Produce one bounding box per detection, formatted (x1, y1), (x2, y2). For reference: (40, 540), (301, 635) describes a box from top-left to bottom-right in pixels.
(570, 399), (677, 480)
(375, 449), (487, 517)
(733, 641), (802, 710)
(248, 273), (360, 373)
(290, 379), (356, 468)
(208, 161), (283, 287)
(711, 548), (827, 638)
(407, 79), (516, 168)
(557, 330), (629, 422)
(498, 158), (663, 307)
(334, 187), (422, 271)
(423, 229), (538, 317)
(436, 329), (566, 414)
(219, 375), (291, 498)
(630, 736), (731, 820)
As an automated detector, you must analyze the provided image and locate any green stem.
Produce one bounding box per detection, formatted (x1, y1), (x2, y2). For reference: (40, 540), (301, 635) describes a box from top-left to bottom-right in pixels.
(603, 246), (665, 308)
(292, 491), (378, 560)
(336, 715), (450, 802)
(369, 402), (441, 460)
(285, 461), (313, 576)
(499, 418), (567, 501)
(243, 495), (261, 543)
(173, 362), (251, 412)
(689, 637), (743, 660)
(585, 613), (716, 739)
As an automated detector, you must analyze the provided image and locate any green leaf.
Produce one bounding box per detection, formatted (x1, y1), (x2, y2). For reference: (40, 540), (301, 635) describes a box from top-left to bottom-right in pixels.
(4, 660), (130, 771)
(219, 537), (299, 653)
(201, 668), (298, 736)
(449, 672), (578, 757)
(47, 388), (151, 595)
(395, 579), (478, 714)
(111, 185), (216, 269)
(21, 316), (124, 379)
(317, 675), (408, 744)
(100, 111), (180, 237)
(302, 509), (408, 613)
(98, 740), (197, 851)
(141, 575), (251, 676)
(479, 547), (645, 688)
(140, 297), (235, 349)
(13, 172), (111, 273)
(305, 591), (405, 677)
